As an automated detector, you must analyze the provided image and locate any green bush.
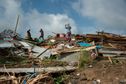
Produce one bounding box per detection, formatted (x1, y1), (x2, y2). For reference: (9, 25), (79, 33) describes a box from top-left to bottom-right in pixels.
(79, 50), (90, 68)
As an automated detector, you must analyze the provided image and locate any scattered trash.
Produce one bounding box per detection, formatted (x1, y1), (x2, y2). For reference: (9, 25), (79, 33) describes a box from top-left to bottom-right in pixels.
(88, 65), (93, 68)
(1, 28), (126, 84)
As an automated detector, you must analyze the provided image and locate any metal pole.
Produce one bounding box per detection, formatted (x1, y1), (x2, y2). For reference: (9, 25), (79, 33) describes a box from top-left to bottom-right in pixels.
(14, 15), (20, 35)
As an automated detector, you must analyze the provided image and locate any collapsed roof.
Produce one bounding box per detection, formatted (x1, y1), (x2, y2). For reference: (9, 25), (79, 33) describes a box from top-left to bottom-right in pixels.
(0, 29), (21, 39)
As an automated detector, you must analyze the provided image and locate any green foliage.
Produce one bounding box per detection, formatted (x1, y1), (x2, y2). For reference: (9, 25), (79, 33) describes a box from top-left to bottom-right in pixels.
(43, 55), (57, 61)
(41, 57), (68, 67)
(0, 56), (26, 64)
(54, 76), (64, 84)
(112, 59), (121, 65)
(47, 41), (54, 46)
(54, 74), (68, 84)
(79, 49), (90, 68)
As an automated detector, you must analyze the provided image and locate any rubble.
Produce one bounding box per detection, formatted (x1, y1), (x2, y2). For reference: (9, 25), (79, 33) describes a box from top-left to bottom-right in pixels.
(1, 27), (126, 83)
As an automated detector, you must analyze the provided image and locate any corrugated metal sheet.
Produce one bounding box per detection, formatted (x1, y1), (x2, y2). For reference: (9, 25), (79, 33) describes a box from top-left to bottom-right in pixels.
(0, 41), (14, 48)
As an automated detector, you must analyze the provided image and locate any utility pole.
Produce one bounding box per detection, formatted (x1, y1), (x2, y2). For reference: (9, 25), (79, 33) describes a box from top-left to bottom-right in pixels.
(14, 15), (20, 35)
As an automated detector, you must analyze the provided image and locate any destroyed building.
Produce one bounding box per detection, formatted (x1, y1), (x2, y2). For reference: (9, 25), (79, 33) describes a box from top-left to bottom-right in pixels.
(0, 27), (126, 84)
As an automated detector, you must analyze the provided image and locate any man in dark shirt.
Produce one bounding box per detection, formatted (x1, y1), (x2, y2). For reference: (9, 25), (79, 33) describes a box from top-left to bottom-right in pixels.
(26, 29), (32, 40)
(39, 28), (44, 40)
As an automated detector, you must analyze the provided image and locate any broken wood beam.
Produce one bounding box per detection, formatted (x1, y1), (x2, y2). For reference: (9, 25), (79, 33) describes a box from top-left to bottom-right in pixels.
(108, 56), (113, 64)
(0, 66), (77, 73)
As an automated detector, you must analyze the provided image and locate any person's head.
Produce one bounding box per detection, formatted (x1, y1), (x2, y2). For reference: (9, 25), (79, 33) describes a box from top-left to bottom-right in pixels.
(40, 28), (43, 32)
(28, 29), (30, 32)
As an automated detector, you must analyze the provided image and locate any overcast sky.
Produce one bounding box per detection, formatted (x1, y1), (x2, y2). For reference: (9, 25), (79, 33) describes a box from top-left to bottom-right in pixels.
(0, 0), (126, 37)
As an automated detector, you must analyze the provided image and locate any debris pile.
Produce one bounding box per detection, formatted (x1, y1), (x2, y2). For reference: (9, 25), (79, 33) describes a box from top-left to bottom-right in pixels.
(0, 24), (126, 83)
(82, 31), (126, 59)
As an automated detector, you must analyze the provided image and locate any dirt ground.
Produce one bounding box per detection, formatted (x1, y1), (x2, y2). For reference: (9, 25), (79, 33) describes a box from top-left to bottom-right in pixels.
(1, 57), (126, 84)
(66, 59), (126, 84)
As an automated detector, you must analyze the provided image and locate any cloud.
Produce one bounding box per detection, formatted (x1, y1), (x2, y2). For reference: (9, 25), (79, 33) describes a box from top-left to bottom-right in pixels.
(0, 0), (77, 38)
(73, 0), (126, 34)
(0, 0), (22, 29)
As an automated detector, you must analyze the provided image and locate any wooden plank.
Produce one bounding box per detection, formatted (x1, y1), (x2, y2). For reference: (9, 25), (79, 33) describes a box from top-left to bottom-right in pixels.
(113, 57), (126, 60)
(0, 66), (77, 73)
(85, 46), (96, 51)
(59, 46), (96, 54)
(108, 43), (116, 48)
(102, 53), (118, 57)
(98, 49), (126, 55)
(108, 56), (113, 64)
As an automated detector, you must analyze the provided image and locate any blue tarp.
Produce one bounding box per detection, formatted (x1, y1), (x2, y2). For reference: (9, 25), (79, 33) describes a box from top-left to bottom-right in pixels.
(77, 42), (92, 47)
(77, 42), (102, 49)
(96, 45), (102, 49)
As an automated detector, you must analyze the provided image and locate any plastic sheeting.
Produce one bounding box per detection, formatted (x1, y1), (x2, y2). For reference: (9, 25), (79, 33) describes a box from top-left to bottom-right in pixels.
(0, 41), (15, 48)
(77, 42), (92, 47)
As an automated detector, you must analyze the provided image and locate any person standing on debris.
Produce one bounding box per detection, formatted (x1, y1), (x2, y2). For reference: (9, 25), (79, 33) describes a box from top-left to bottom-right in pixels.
(65, 24), (72, 42)
(39, 28), (44, 40)
(26, 29), (33, 40)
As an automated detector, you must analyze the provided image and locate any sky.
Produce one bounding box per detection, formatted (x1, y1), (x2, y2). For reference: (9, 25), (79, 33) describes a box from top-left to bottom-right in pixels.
(0, 0), (126, 38)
